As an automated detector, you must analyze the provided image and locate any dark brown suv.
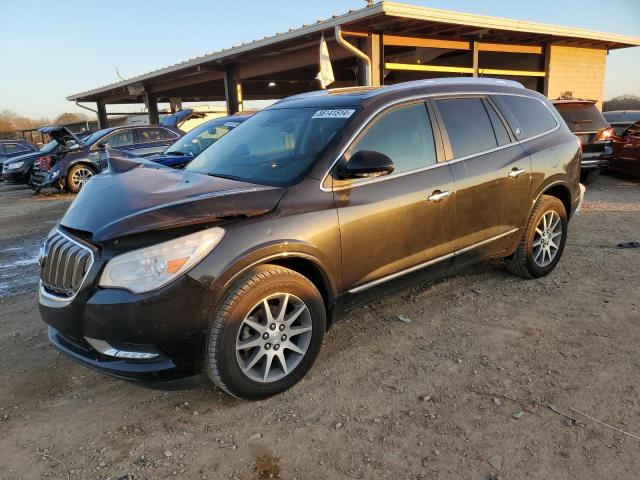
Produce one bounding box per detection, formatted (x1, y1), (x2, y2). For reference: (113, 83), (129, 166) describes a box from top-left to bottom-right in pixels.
(38, 78), (582, 399)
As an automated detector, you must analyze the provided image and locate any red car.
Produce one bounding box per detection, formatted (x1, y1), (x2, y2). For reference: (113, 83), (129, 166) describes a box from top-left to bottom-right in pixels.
(609, 120), (640, 177)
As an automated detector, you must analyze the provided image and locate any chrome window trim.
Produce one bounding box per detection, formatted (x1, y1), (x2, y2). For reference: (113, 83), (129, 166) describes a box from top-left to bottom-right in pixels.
(320, 91), (560, 192)
(39, 229), (95, 304)
(347, 228), (519, 294)
(90, 126), (179, 150)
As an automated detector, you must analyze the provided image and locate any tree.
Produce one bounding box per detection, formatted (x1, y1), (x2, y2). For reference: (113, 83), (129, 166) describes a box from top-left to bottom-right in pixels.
(53, 112), (90, 125)
(603, 94), (640, 112)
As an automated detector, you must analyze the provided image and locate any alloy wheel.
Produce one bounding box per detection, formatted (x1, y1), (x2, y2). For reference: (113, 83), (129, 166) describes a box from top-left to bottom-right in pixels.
(235, 293), (312, 383)
(532, 210), (562, 267)
(71, 167), (94, 190)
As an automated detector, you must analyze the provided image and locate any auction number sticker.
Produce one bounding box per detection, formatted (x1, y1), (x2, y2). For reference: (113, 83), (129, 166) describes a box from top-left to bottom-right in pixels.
(312, 109), (356, 119)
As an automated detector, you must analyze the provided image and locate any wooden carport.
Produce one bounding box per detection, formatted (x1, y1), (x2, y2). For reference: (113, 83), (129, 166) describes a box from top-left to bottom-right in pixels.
(66, 1), (640, 128)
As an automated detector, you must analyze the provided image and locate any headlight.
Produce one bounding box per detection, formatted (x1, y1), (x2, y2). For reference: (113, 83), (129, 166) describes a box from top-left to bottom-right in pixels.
(7, 161), (24, 170)
(99, 227), (225, 293)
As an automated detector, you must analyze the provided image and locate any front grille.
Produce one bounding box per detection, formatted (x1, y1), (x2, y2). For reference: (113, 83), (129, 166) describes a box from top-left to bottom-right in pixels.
(40, 231), (94, 298)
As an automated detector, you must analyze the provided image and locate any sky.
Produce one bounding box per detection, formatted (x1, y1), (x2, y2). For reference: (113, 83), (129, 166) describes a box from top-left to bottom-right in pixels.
(0, 0), (639, 119)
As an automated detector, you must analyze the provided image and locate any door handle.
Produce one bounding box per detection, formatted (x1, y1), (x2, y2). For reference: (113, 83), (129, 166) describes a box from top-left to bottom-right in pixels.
(508, 167), (526, 179)
(427, 190), (450, 202)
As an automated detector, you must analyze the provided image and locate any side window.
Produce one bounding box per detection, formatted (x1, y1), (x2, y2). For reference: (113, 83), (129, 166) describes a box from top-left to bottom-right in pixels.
(499, 96), (557, 138)
(105, 130), (135, 147)
(140, 127), (177, 143)
(5, 143), (30, 155)
(484, 100), (511, 146)
(435, 98), (497, 158)
(349, 102), (436, 174)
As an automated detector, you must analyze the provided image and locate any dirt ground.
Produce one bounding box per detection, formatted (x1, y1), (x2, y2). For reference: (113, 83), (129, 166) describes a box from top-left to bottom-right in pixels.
(1, 174), (639, 480)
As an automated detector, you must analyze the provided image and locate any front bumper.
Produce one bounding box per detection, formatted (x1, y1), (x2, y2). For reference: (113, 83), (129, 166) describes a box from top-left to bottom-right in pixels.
(40, 272), (214, 384)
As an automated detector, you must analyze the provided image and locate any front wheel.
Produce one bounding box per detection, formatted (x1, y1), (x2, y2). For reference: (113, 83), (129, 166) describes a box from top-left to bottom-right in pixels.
(66, 164), (95, 193)
(505, 195), (568, 278)
(205, 265), (326, 400)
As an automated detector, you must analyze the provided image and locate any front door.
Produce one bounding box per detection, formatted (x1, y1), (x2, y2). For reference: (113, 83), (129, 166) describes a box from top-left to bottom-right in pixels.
(432, 96), (531, 260)
(332, 102), (456, 301)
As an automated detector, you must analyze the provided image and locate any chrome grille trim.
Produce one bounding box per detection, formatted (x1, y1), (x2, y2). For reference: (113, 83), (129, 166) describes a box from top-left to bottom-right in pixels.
(40, 230), (94, 302)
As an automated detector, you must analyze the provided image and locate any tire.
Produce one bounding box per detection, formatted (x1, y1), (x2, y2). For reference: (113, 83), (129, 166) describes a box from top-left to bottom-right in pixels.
(505, 195), (568, 279)
(205, 264), (326, 400)
(580, 168), (599, 185)
(66, 164), (95, 193)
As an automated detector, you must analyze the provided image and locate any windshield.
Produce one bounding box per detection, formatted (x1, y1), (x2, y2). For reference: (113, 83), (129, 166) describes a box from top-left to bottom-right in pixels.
(186, 107), (356, 186)
(39, 140), (59, 153)
(554, 103), (609, 132)
(165, 118), (243, 156)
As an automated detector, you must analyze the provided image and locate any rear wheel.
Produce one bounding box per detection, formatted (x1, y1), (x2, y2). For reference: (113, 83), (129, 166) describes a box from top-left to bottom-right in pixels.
(66, 164), (95, 193)
(505, 195), (568, 278)
(205, 265), (326, 400)
(580, 168), (599, 185)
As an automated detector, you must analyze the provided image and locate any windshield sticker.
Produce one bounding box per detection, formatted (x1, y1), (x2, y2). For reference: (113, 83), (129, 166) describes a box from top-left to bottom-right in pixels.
(223, 122), (240, 127)
(312, 109), (355, 119)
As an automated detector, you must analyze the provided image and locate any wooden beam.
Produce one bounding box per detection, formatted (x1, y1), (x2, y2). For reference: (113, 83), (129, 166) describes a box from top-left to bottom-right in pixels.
(385, 62), (474, 74)
(238, 41), (352, 79)
(152, 70), (224, 93)
(383, 34), (470, 50)
(476, 42), (543, 54)
(478, 68), (545, 77)
(340, 29), (369, 38)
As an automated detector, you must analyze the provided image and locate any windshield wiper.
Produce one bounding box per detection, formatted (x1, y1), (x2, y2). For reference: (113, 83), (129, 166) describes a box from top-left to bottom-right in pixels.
(206, 173), (244, 182)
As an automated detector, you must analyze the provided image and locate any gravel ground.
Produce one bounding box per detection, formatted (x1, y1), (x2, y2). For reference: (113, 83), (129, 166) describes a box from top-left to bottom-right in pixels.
(1, 174), (639, 480)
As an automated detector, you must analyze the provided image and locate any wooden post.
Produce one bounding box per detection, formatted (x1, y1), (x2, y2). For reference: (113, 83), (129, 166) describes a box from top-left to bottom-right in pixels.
(145, 89), (159, 125)
(224, 64), (243, 114)
(472, 41), (479, 77)
(96, 100), (108, 129)
(169, 97), (183, 113)
(369, 33), (381, 86)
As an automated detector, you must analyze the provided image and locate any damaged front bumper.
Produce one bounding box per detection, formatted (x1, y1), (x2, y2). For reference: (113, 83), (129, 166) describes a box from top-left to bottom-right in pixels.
(31, 168), (62, 193)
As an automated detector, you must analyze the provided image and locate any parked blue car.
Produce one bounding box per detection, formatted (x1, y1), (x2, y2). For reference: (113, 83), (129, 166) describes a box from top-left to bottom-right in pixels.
(0, 140), (37, 179)
(29, 124), (182, 193)
(148, 114), (250, 169)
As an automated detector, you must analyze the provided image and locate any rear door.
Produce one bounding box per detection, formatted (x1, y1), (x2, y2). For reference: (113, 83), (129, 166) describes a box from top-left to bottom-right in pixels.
(333, 101), (456, 303)
(432, 95), (531, 261)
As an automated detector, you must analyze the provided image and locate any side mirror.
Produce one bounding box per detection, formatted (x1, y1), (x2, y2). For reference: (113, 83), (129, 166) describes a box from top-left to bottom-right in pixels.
(96, 142), (107, 149)
(340, 150), (394, 179)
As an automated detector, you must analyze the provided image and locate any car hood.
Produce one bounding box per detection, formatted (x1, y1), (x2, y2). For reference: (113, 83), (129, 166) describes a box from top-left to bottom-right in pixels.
(60, 160), (284, 242)
(4, 150), (46, 165)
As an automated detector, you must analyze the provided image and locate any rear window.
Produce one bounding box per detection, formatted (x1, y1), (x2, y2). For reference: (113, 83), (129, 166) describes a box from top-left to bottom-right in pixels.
(500, 96), (558, 138)
(553, 103), (608, 133)
(4, 143), (30, 154)
(435, 97), (498, 158)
